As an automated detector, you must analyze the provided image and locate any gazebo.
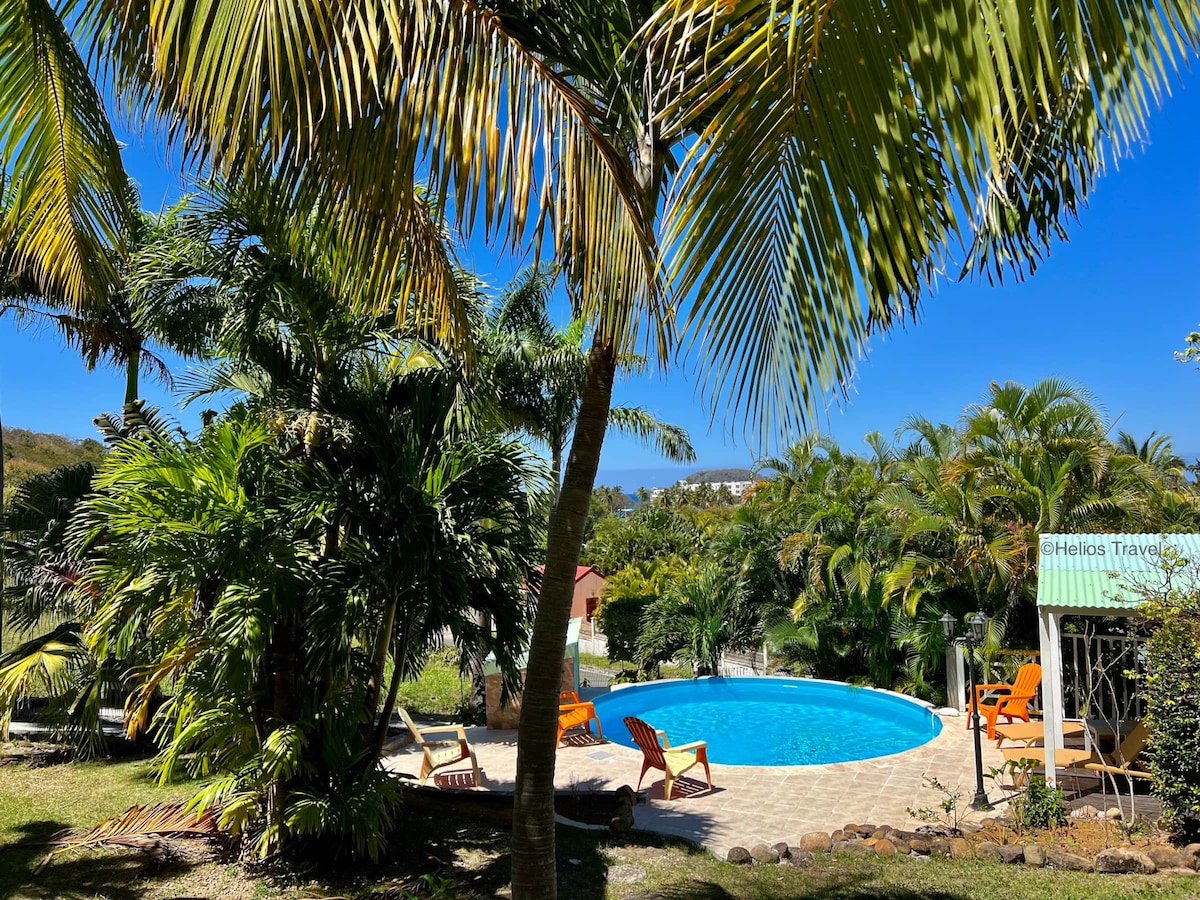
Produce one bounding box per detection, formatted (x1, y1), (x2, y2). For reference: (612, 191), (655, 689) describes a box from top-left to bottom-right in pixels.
(1036, 532), (1200, 784)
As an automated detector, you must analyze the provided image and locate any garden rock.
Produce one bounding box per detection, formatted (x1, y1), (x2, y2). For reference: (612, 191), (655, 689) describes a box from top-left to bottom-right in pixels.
(1147, 846), (1188, 870)
(1185, 843), (1200, 869)
(1094, 848), (1156, 875)
(773, 841), (791, 860)
(829, 829), (846, 842)
(833, 840), (873, 857)
(929, 838), (950, 858)
(907, 837), (932, 855)
(1023, 845), (1045, 867)
(874, 839), (897, 857)
(750, 843), (780, 864)
(784, 850), (815, 868)
(1045, 849), (1093, 871)
(799, 832), (832, 853)
(948, 838), (974, 860)
(1104, 807), (1123, 820)
(998, 845), (1025, 864)
(1071, 804), (1099, 819)
(975, 842), (1002, 862)
(870, 828), (891, 841)
(608, 864), (648, 884)
(727, 847), (752, 865)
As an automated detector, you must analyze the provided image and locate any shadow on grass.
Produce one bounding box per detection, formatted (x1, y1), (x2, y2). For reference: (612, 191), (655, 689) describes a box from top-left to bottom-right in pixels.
(0, 819), (205, 900)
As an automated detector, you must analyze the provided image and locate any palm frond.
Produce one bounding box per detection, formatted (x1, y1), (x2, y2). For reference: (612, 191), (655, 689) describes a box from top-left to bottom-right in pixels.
(0, 0), (129, 307)
(608, 406), (696, 464)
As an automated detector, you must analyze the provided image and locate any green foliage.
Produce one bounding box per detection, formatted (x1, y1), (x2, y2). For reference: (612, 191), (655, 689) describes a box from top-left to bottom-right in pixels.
(583, 506), (699, 575)
(637, 568), (761, 676)
(1140, 570), (1200, 840)
(594, 594), (654, 664)
(992, 761), (1068, 831)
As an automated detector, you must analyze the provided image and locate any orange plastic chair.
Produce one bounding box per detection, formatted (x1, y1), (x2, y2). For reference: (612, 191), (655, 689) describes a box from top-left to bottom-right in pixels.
(967, 662), (1042, 740)
(557, 691), (603, 746)
(624, 716), (712, 800)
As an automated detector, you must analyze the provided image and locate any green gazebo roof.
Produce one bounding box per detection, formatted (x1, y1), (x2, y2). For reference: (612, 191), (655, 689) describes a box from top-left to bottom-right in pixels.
(1037, 533), (1200, 613)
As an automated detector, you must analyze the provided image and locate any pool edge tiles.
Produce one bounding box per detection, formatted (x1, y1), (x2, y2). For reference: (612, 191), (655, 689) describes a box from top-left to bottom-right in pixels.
(591, 676), (943, 767)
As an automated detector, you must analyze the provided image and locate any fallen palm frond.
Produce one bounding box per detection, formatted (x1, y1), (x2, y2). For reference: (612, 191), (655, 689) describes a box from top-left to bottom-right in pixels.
(21, 802), (222, 872)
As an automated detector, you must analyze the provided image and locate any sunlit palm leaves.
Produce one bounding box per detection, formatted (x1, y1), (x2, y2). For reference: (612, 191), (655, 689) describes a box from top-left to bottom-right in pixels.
(649, 0), (1200, 436)
(0, 0), (129, 307)
(92, 0), (658, 352)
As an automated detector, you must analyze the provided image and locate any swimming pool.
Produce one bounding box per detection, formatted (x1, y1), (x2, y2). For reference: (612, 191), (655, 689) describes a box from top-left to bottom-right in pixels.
(591, 677), (942, 766)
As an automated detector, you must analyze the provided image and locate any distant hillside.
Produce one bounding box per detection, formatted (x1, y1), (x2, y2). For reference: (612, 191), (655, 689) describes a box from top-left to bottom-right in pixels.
(2, 427), (106, 501)
(681, 467), (754, 484)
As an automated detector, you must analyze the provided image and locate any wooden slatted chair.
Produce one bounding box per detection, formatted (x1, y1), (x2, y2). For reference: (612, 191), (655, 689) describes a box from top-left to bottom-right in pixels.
(624, 716), (712, 800)
(397, 707), (481, 786)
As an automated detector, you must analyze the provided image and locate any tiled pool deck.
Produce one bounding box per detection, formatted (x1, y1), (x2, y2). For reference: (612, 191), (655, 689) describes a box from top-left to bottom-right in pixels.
(384, 709), (1008, 858)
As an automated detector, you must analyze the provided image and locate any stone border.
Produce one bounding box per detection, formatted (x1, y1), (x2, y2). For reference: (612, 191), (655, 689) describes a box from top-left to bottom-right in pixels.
(725, 821), (1200, 876)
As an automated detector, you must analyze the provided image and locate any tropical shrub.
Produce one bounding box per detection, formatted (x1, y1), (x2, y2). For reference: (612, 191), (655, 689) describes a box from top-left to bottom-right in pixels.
(1141, 574), (1200, 839)
(594, 594), (654, 664)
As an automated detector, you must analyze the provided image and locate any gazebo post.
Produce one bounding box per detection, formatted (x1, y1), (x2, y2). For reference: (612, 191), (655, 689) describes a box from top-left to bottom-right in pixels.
(1038, 607), (1065, 786)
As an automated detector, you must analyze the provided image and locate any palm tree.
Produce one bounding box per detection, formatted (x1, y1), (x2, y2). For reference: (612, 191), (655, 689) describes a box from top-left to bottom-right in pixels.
(486, 265), (694, 492)
(637, 568), (761, 676)
(5, 2), (1199, 893)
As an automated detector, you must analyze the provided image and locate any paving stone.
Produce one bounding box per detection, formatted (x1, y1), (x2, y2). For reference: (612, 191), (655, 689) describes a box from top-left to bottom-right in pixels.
(798, 832), (832, 853)
(1024, 845), (1045, 867)
(750, 843), (781, 864)
(1095, 848), (1156, 875)
(998, 845), (1025, 864)
(975, 842), (1002, 862)
(1045, 849), (1093, 871)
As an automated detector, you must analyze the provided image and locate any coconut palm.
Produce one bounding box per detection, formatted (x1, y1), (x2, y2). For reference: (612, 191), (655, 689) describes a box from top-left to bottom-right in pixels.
(5, 1), (1200, 893)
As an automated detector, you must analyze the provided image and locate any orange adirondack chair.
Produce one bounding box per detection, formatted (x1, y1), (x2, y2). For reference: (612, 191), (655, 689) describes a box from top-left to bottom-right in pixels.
(624, 716), (712, 800)
(557, 691), (603, 746)
(967, 662), (1042, 740)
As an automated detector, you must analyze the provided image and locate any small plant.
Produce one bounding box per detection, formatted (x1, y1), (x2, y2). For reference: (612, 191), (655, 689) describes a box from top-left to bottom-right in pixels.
(989, 759), (1066, 832)
(907, 776), (965, 833)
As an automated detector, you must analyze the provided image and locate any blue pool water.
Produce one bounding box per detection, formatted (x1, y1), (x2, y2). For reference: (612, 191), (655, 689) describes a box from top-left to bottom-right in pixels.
(591, 677), (941, 766)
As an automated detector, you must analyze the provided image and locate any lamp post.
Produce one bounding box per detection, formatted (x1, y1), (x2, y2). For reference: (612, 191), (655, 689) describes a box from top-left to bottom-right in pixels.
(942, 611), (992, 810)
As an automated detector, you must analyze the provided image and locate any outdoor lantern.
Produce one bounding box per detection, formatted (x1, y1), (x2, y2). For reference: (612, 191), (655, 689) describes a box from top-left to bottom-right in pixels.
(969, 611), (988, 644)
(941, 612), (956, 640)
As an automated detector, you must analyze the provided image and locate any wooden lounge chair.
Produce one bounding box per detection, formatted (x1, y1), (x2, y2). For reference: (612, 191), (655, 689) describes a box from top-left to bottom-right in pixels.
(967, 662), (1042, 740)
(397, 707), (482, 786)
(1002, 721), (1152, 787)
(558, 691), (603, 746)
(993, 720), (1085, 748)
(624, 716), (712, 800)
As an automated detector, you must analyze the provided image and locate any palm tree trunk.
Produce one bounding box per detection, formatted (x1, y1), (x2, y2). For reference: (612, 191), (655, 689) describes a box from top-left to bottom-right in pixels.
(511, 338), (616, 900)
(124, 346), (140, 405)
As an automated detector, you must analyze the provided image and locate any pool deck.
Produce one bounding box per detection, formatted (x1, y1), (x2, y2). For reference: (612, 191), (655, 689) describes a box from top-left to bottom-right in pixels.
(383, 707), (1008, 858)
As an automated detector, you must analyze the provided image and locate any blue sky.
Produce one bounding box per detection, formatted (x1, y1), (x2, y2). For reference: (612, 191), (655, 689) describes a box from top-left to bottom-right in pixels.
(3, 84), (1199, 493)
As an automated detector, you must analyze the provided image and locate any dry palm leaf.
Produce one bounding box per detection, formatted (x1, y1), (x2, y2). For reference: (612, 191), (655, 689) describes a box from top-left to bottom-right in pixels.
(26, 802), (222, 873)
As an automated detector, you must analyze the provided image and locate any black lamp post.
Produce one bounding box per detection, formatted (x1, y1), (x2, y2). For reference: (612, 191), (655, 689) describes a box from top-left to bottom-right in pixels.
(943, 611), (992, 810)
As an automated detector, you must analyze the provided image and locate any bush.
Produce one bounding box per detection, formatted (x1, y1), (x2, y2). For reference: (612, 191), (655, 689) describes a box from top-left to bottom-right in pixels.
(595, 594), (654, 663)
(1142, 586), (1200, 840)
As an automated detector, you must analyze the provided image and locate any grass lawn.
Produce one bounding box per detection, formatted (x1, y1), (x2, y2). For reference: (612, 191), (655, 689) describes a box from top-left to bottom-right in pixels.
(2, 755), (1198, 899)
(393, 648), (470, 716)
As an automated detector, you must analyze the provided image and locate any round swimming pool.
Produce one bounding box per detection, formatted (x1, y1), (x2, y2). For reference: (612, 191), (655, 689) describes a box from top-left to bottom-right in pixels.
(591, 677), (941, 766)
